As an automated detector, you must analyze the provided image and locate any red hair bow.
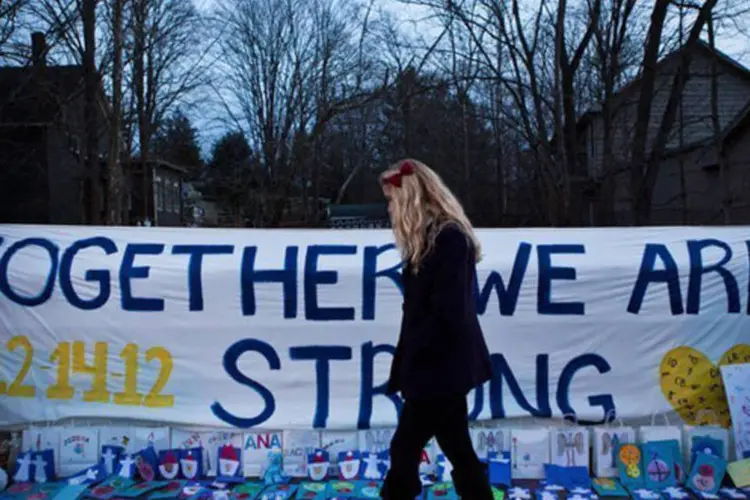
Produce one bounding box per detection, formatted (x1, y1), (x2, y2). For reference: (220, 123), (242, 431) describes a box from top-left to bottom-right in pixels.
(383, 160), (416, 188)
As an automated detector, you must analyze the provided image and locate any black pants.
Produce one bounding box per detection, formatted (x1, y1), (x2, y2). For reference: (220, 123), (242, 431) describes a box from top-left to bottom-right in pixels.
(381, 395), (493, 499)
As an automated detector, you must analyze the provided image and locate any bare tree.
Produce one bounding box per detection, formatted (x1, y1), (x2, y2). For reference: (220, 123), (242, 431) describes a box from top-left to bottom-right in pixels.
(216, 0), (388, 226)
(0, 0), (30, 62)
(628, 0), (718, 224)
(106, 0), (124, 223)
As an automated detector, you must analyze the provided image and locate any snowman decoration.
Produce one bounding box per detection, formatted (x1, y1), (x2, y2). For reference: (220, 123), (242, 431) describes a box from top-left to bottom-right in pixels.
(218, 445), (240, 478)
(692, 464), (716, 492)
(362, 452), (381, 480)
(338, 450), (361, 481)
(180, 450), (200, 479)
(307, 450), (329, 481)
(159, 451), (180, 480)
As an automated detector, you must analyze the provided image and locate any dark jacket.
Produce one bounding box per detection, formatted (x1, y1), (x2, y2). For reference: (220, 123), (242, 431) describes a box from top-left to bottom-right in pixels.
(386, 223), (493, 400)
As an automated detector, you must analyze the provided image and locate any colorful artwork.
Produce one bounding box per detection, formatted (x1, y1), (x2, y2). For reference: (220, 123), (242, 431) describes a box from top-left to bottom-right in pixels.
(307, 449), (330, 481)
(721, 362), (750, 460)
(642, 440), (676, 489)
(149, 480), (188, 499)
(688, 453), (728, 496)
(660, 344), (750, 427)
(616, 443), (643, 488)
(592, 477), (628, 497)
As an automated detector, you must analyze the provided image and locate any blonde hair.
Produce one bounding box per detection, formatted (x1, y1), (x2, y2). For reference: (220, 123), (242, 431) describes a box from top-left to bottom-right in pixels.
(380, 158), (482, 271)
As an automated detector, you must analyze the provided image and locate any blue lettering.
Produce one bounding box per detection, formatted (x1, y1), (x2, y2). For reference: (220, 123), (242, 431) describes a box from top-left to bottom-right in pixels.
(172, 244), (234, 311)
(0, 238), (59, 306)
(358, 342), (402, 429)
(489, 354), (551, 418)
(475, 242), (531, 316)
(211, 338), (281, 428)
(289, 345), (352, 428)
(304, 245), (357, 320)
(59, 237), (117, 310)
(628, 244), (683, 315)
(241, 246), (298, 318)
(556, 353), (615, 425)
(119, 243), (165, 311)
(686, 239), (740, 314)
(362, 244), (402, 320)
(537, 244), (585, 315)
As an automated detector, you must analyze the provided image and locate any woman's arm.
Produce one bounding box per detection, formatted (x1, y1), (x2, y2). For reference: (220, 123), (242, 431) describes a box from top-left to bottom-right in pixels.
(413, 225), (471, 350)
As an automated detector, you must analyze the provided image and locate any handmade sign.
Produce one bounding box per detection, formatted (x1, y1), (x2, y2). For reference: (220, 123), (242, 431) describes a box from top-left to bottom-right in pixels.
(180, 448), (203, 480)
(435, 454), (453, 483)
(338, 450), (362, 481)
(133, 427), (170, 454)
(99, 427), (135, 454)
(511, 428), (550, 479)
(282, 430), (319, 478)
(58, 427), (98, 477)
(361, 451), (382, 480)
(150, 480), (189, 499)
(728, 458), (750, 488)
(135, 447), (159, 481)
(642, 440), (677, 490)
(67, 462), (104, 485)
(552, 428), (589, 470)
(616, 443), (644, 489)
(591, 478), (628, 497)
(592, 425), (634, 478)
(685, 424), (730, 463)
(691, 435), (726, 467)
(488, 451), (511, 487)
(22, 427), (60, 474)
(2, 226), (750, 429)
(216, 445), (242, 481)
(307, 449), (330, 481)
(320, 431), (358, 476)
(721, 363), (750, 460)
(471, 428), (509, 459)
(297, 481), (328, 499)
(688, 453), (728, 496)
(258, 483), (297, 498)
(157, 449), (181, 480)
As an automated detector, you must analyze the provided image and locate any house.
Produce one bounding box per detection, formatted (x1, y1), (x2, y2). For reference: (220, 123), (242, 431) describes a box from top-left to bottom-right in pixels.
(0, 33), (110, 224)
(128, 158), (188, 227)
(326, 203), (390, 229)
(577, 40), (750, 225)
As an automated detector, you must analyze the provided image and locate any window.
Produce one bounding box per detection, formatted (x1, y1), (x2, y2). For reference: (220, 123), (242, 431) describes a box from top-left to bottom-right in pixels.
(155, 176), (164, 211)
(173, 182), (180, 213)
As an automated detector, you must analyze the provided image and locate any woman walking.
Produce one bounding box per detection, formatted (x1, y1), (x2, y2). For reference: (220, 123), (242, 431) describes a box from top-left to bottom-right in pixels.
(380, 159), (494, 499)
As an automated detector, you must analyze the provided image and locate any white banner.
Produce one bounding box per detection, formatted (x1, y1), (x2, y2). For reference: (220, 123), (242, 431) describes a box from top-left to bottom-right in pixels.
(0, 225), (749, 430)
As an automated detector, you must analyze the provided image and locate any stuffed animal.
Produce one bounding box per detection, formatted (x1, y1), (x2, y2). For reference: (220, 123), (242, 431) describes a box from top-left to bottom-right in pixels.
(263, 448), (287, 485)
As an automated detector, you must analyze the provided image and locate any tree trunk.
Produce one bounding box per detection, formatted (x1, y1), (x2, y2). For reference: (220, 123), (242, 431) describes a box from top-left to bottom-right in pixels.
(134, 0), (149, 224)
(107, 0), (123, 224)
(83, 0), (100, 224)
(708, 13), (731, 223)
(636, 0), (718, 224)
(629, 0), (670, 225)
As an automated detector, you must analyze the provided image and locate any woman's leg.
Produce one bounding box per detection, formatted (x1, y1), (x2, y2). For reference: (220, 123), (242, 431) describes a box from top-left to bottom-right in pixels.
(434, 396), (494, 499)
(381, 398), (433, 499)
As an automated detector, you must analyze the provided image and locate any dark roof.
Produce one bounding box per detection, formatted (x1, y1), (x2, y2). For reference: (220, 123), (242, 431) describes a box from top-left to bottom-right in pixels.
(0, 65), (87, 124)
(131, 157), (190, 174)
(563, 40), (750, 148)
(328, 203), (388, 220)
